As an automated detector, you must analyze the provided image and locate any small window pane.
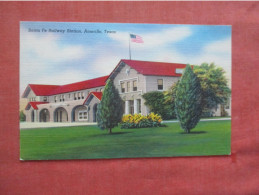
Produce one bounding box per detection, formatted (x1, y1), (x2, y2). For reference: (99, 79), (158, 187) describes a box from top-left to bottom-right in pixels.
(133, 80), (137, 91)
(121, 82), (125, 93)
(158, 79), (163, 90)
(127, 82), (130, 92)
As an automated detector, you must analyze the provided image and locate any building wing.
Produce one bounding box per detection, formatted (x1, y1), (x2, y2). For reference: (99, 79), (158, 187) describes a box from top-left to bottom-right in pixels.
(22, 76), (109, 97)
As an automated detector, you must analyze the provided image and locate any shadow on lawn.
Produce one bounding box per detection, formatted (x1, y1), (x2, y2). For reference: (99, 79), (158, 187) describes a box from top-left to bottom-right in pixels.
(180, 131), (207, 134)
(90, 131), (132, 137)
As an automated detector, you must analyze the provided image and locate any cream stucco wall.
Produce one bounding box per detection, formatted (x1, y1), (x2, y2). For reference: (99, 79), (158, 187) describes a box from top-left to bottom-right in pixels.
(145, 75), (179, 92)
(47, 86), (103, 103)
(87, 97), (100, 122)
(112, 63), (148, 115)
(74, 105), (88, 122)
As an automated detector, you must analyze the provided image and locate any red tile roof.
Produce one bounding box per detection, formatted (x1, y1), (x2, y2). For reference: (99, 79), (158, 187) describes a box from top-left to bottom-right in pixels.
(121, 59), (187, 76)
(23, 76), (108, 97)
(91, 92), (103, 100)
(51, 76), (108, 95)
(29, 85), (60, 96)
(25, 102), (49, 110)
(83, 92), (103, 105)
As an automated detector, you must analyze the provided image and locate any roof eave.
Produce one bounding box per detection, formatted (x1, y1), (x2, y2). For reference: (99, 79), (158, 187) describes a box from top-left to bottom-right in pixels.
(21, 85), (32, 98)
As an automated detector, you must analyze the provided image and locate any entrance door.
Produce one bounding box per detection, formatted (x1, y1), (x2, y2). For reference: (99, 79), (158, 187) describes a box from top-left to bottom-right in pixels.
(39, 109), (50, 122)
(129, 100), (134, 115)
(54, 107), (68, 122)
(31, 110), (34, 122)
(93, 104), (98, 122)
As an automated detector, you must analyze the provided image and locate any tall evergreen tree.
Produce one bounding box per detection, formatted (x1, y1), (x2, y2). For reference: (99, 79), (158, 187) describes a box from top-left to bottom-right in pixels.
(175, 64), (202, 133)
(96, 79), (124, 134)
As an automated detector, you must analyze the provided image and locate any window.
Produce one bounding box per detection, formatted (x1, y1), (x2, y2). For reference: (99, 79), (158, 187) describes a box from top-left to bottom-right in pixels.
(30, 97), (36, 102)
(121, 82), (125, 93)
(43, 97), (47, 102)
(176, 69), (184, 74)
(157, 79), (163, 90)
(100, 88), (103, 92)
(62, 95), (65, 102)
(81, 92), (84, 99)
(68, 94), (71, 99)
(78, 110), (88, 121)
(59, 95), (62, 102)
(127, 82), (130, 92)
(129, 100), (134, 114)
(78, 92), (81, 100)
(54, 96), (57, 102)
(137, 99), (141, 113)
(96, 89), (98, 92)
(133, 80), (137, 91)
(74, 93), (77, 100)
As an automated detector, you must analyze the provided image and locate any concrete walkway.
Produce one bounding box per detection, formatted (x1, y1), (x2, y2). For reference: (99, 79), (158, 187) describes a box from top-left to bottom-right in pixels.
(20, 122), (97, 129)
(20, 118), (231, 130)
(162, 118), (231, 123)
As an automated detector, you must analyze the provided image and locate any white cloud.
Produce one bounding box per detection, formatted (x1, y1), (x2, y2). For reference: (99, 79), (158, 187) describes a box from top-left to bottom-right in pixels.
(20, 27), (91, 95)
(20, 27), (88, 63)
(20, 68), (90, 95)
(33, 69), (89, 85)
(192, 38), (231, 73)
(108, 26), (192, 49)
(204, 37), (231, 53)
(90, 51), (124, 76)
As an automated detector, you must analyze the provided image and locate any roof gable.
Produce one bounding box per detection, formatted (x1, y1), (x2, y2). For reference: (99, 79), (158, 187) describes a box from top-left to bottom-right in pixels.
(83, 92), (103, 105)
(29, 84), (60, 96)
(25, 102), (49, 110)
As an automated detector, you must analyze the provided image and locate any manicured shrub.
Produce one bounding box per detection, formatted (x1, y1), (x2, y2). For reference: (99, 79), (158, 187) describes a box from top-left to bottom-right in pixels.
(121, 113), (163, 129)
(20, 110), (26, 122)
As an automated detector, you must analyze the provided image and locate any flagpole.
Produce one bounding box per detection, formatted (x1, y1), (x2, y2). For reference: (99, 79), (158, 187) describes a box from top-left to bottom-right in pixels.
(129, 34), (131, 60)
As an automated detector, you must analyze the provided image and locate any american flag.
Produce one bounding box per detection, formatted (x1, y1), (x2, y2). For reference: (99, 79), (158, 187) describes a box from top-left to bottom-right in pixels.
(130, 34), (144, 43)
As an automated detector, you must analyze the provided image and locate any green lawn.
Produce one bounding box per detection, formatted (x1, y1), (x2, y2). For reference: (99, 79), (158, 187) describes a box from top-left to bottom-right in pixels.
(20, 120), (231, 160)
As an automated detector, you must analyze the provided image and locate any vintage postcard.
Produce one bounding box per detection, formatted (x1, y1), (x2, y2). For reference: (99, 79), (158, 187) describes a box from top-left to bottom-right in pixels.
(20, 22), (231, 160)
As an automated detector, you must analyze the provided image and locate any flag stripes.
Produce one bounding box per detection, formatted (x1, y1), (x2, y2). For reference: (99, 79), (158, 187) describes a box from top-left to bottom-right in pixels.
(130, 34), (144, 43)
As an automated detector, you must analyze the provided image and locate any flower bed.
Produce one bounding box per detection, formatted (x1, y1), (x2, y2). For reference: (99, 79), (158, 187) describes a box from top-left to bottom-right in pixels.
(121, 113), (163, 129)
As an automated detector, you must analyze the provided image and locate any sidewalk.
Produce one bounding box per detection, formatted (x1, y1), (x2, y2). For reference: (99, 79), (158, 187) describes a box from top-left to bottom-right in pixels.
(20, 118), (231, 130)
(162, 118), (231, 123)
(20, 122), (97, 130)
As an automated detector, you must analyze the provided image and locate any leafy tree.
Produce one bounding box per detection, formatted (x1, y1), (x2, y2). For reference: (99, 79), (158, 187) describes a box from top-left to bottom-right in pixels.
(20, 110), (26, 122)
(194, 63), (231, 116)
(163, 81), (179, 119)
(142, 91), (175, 120)
(96, 79), (124, 134)
(175, 64), (202, 133)
(143, 91), (164, 116)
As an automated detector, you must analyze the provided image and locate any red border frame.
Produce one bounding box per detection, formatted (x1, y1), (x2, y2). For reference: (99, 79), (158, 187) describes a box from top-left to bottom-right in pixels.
(0, 2), (259, 194)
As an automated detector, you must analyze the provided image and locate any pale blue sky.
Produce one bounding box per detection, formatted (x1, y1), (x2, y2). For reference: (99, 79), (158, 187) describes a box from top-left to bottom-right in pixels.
(20, 22), (231, 94)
